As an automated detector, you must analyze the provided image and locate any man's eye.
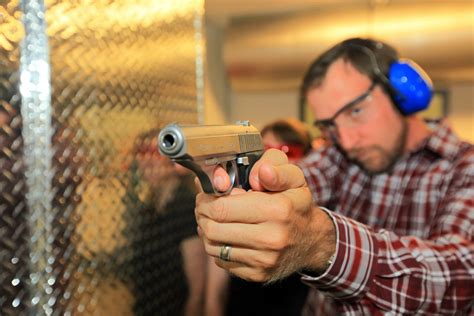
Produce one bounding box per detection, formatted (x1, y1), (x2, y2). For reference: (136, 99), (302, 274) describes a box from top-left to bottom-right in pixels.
(350, 107), (363, 117)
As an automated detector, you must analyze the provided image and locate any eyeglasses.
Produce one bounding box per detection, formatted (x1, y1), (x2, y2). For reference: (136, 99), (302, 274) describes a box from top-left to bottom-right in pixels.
(313, 82), (376, 141)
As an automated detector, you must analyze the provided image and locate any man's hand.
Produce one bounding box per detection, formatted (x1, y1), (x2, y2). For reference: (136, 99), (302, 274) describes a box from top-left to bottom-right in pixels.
(195, 149), (336, 282)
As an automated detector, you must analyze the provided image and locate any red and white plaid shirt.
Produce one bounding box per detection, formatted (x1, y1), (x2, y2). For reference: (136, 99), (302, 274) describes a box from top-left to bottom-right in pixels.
(298, 121), (474, 315)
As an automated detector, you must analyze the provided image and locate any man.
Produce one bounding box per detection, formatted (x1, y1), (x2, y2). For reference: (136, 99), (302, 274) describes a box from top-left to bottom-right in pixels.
(195, 38), (473, 314)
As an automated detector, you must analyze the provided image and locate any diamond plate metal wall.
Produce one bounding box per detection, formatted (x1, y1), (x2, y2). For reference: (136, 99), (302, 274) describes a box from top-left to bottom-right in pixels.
(0, 0), (205, 315)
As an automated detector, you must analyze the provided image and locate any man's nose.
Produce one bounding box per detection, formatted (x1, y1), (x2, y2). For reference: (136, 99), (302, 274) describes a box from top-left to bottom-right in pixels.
(337, 126), (360, 150)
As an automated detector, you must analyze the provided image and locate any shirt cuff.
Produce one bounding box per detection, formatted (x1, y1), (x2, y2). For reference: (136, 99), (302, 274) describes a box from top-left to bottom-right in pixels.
(300, 209), (379, 301)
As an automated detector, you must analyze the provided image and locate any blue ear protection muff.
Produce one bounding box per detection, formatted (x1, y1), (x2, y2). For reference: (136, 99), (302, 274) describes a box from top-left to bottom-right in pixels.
(351, 43), (433, 115)
(388, 60), (433, 114)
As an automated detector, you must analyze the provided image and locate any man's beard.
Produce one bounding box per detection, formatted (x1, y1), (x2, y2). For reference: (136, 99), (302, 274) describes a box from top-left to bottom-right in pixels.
(337, 119), (408, 175)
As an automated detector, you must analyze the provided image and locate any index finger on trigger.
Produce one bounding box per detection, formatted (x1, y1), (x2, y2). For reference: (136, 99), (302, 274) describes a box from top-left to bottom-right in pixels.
(213, 165), (232, 192)
(249, 148), (289, 191)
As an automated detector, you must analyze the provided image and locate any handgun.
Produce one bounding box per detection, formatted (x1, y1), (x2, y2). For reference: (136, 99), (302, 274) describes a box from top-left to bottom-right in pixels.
(158, 121), (264, 195)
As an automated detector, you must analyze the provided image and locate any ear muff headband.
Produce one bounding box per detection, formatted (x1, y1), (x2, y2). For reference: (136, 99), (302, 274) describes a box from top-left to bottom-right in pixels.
(347, 43), (433, 115)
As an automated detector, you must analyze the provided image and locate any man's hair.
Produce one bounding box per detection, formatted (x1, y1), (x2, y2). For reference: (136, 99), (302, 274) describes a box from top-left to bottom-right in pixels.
(299, 37), (399, 108)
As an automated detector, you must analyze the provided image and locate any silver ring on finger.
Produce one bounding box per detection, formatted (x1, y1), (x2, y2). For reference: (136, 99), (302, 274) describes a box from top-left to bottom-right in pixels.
(219, 244), (232, 262)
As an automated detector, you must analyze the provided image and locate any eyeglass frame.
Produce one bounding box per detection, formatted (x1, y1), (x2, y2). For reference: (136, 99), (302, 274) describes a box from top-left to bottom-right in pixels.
(313, 81), (376, 140)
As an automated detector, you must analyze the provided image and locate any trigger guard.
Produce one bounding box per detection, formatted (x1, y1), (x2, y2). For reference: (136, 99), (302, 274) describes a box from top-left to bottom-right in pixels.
(176, 159), (240, 196)
(216, 160), (238, 196)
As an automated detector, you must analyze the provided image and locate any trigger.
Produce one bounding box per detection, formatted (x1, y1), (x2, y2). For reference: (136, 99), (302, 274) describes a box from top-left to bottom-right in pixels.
(219, 160), (238, 194)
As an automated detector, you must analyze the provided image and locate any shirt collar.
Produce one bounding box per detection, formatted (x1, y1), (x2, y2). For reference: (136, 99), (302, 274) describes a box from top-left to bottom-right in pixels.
(415, 119), (464, 160)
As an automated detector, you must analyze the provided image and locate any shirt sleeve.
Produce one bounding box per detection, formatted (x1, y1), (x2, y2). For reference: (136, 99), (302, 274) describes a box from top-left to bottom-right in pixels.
(301, 155), (474, 314)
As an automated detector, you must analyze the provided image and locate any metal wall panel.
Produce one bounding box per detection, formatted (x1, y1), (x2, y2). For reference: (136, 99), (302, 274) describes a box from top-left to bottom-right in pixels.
(0, 0), (204, 314)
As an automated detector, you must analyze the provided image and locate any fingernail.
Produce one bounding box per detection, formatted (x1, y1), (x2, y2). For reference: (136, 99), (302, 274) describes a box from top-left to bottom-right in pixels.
(252, 173), (259, 184)
(262, 164), (277, 186)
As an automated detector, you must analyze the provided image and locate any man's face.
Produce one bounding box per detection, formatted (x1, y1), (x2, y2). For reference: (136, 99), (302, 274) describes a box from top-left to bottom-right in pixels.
(307, 59), (407, 174)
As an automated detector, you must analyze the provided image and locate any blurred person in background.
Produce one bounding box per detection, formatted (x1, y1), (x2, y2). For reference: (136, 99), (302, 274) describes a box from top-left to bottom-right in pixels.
(122, 128), (206, 316)
(261, 118), (313, 163)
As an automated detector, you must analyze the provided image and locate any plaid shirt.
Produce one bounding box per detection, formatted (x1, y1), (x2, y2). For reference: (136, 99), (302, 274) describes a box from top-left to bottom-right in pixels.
(298, 121), (473, 315)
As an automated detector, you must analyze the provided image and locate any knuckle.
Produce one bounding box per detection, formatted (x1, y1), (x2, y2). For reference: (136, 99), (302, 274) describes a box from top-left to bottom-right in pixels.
(279, 195), (293, 219)
(210, 198), (229, 222)
(203, 220), (218, 242)
(268, 195), (293, 222)
(249, 270), (268, 283)
(194, 206), (199, 221)
(277, 231), (290, 250)
(202, 241), (213, 254)
(265, 195), (285, 213)
(294, 165), (305, 180)
(257, 253), (279, 269)
(265, 228), (290, 251)
(195, 192), (205, 205)
(273, 148), (289, 163)
(302, 186), (312, 201)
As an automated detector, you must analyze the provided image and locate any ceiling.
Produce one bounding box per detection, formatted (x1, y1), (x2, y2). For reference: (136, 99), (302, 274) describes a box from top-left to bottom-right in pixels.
(206, 0), (363, 20)
(205, 0), (474, 91)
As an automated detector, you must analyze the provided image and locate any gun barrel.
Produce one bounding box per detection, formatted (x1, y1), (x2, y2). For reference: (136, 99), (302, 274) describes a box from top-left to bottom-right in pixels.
(158, 122), (264, 195)
(158, 124), (185, 156)
(158, 123), (263, 159)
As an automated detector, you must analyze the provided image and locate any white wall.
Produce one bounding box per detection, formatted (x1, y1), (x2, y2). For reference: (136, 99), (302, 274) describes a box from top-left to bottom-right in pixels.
(229, 90), (299, 129)
(203, 19), (230, 124)
(448, 82), (474, 142)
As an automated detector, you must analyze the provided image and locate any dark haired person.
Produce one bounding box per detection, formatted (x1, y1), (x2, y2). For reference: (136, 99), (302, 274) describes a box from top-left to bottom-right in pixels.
(261, 118), (313, 162)
(195, 38), (473, 314)
(123, 129), (206, 316)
